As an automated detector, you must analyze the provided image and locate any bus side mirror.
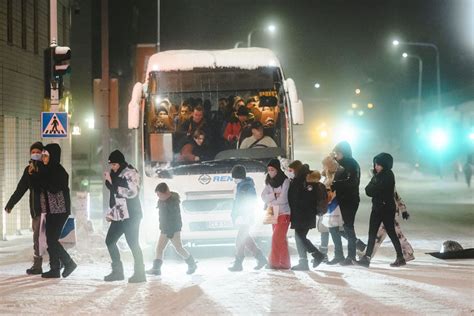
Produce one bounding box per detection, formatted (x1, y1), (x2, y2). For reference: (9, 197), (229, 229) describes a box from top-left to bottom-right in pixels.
(285, 78), (304, 125)
(128, 82), (143, 129)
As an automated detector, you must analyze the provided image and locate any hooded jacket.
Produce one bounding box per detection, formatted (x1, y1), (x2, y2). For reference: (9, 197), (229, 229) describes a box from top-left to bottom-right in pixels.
(365, 153), (396, 210)
(331, 141), (360, 204)
(158, 192), (182, 236)
(106, 163), (142, 219)
(36, 144), (71, 215)
(231, 177), (257, 224)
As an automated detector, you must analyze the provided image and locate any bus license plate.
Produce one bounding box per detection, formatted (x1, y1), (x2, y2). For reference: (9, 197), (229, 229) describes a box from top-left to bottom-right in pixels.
(208, 221), (233, 229)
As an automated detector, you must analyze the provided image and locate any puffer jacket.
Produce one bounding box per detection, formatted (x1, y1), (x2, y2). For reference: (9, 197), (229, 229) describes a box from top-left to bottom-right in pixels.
(158, 192), (182, 236)
(231, 177), (257, 225)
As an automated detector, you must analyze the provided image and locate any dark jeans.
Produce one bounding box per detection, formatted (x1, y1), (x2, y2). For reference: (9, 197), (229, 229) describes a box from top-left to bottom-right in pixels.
(106, 217), (144, 266)
(45, 213), (72, 270)
(339, 201), (359, 259)
(365, 209), (403, 258)
(294, 228), (322, 259)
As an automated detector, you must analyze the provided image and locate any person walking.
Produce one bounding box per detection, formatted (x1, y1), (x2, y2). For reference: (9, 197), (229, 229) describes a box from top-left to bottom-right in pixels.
(103, 150), (146, 283)
(358, 153), (406, 268)
(4, 142), (45, 275)
(37, 144), (77, 278)
(330, 141), (362, 265)
(261, 159), (291, 269)
(146, 182), (197, 276)
(368, 189), (414, 261)
(288, 161), (325, 271)
(228, 165), (267, 271)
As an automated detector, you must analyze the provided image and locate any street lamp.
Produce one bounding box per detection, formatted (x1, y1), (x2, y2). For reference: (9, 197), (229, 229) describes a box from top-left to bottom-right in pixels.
(402, 52), (423, 116)
(247, 24), (277, 47)
(314, 83), (320, 89)
(355, 88), (361, 95)
(392, 39), (441, 109)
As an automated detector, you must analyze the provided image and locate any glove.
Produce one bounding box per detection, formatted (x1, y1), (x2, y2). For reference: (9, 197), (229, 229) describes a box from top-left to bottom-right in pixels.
(402, 212), (410, 220)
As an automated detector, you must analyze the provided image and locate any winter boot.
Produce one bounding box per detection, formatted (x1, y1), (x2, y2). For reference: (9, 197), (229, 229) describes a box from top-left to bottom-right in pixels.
(185, 255), (197, 275)
(311, 251), (325, 268)
(41, 268), (61, 278)
(254, 251), (268, 270)
(129, 264), (147, 283)
(357, 255), (371, 268)
(62, 259), (77, 278)
(26, 256), (43, 275)
(339, 257), (355, 266)
(356, 239), (367, 252)
(228, 256), (244, 272)
(146, 259), (163, 276)
(326, 256), (345, 265)
(390, 256), (406, 267)
(291, 259), (309, 271)
(104, 261), (125, 282)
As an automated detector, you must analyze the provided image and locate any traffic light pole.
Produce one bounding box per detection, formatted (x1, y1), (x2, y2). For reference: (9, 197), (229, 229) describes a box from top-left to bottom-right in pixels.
(50, 0), (59, 112)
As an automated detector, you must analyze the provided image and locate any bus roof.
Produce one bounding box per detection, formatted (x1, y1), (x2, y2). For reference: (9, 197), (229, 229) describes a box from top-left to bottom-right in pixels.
(145, 48), (281, 77)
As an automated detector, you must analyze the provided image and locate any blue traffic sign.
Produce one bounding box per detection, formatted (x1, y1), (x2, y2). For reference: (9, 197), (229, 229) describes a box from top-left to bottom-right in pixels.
(41, 112), (68, 138)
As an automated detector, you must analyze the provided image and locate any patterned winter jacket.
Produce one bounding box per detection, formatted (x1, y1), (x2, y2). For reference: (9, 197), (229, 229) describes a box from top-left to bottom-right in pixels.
(106, 166), (142, 220)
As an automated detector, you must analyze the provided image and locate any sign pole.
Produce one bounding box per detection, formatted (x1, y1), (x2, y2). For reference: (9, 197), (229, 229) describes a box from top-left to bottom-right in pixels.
(50, 0), (59, 112)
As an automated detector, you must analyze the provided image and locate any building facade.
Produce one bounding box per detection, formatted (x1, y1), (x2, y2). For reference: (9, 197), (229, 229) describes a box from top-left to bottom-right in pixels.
(0, 0), (71, 239)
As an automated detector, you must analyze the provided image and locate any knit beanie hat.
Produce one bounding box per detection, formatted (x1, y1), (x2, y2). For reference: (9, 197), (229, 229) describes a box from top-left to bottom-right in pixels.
(231, 164), (246, 179)
(267, 158), (281, 170)
(30, 141), (44, 152)
(108, 150), (126, 164)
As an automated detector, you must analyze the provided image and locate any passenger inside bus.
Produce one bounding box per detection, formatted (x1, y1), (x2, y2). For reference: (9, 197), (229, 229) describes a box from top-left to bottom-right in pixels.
(245, 97), (262, 122)
(223, 106), (254, 149)
(175, 102), (192, 131)
(239, 121), (277, 149)
(177, 129), (211, 162)
(151, 106), (175, 132)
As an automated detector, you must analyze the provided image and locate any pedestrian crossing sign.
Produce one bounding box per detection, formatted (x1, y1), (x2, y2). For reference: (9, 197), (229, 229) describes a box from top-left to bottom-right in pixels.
(41, 112), (68, 138)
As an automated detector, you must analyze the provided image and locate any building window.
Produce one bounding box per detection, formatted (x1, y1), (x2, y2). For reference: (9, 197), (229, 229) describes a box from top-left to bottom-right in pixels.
(34, 0), (39, 54)
(21, 0), (27, 49)
(7, 0), (13, 45)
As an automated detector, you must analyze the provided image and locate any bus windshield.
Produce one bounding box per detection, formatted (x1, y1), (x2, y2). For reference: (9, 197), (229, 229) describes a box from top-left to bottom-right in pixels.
(143, 67), (289, 177)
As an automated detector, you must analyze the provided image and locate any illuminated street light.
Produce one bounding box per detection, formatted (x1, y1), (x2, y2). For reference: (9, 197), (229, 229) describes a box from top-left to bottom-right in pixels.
(72, 124), (81, 136)
(351, 103), (358, 109)
(358, 110), (364, 116)
(314, 83), (320, 88)
(355, 88), (361, 95)
(320, 130), (328, 138)
(85, 117), (95, 129)
(429, 128), (449, 151)
(392, 38), (441, 109)
(402, 52), (408, 58)
(368, 103), (374, 109)
(248, 23), (277, 47)
(469, 132), (474, 141)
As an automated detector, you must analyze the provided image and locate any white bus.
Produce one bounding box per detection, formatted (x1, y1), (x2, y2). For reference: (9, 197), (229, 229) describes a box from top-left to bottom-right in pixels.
(128, 48), (304, 243)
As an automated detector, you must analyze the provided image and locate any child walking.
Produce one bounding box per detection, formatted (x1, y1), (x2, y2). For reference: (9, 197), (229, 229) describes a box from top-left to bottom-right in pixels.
(228, 165), (267, 271)
(147, 183), (197, 275)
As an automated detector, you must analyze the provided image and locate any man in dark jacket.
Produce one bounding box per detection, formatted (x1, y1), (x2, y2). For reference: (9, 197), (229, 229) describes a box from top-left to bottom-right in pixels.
(330, 141), (363, 265)
(146, 182), (197, 276)
(358, 153), (406, 268)
(4, 142), (44, 275)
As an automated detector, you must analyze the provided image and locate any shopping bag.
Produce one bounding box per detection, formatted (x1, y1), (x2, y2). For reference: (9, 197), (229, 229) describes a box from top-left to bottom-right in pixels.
(321, 197), (344, 228)
(59, 215), (76, 248)
(263, 205), (279, 225)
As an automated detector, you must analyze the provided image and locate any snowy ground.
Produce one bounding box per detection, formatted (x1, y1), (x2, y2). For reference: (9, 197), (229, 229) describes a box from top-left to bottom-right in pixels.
(1, 157), (473, 314)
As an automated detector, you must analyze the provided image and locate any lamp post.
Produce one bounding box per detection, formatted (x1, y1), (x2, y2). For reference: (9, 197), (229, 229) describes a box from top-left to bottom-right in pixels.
(402, 52), (423, 116)
(393, 40), (441, 109)
(234, 41), (245, 48)
(247, 24), (276, 47)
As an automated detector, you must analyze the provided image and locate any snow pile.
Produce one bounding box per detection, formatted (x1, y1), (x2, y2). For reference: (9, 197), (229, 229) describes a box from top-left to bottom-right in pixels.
(145, 48), (281, 76)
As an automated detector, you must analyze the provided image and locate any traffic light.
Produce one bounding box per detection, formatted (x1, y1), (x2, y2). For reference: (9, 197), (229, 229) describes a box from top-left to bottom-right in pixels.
(52, 46), (71, 77)
(43, 46), (71, 99)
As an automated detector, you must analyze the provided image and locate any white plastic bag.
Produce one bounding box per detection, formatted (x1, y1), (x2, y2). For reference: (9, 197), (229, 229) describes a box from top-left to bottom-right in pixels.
(321, 197), (344, 228)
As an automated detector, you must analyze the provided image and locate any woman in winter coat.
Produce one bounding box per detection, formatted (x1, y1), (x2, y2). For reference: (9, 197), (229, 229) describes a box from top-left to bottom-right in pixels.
(103, 150), (146, 283)
(358, 153), (406, 268)
(178, 129), (211, 162)
(36, 143), (77, 278)
(228, 165), (267, 271)
(146, 182), (197, 276)
(369, 190), (414, 261)
(288, 160), (325, 270)
(261, 159), (291, 269)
